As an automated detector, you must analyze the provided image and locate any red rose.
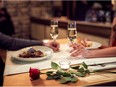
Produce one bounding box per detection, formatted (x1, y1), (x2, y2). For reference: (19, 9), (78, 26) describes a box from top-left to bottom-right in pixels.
(29, 67), (40, 80)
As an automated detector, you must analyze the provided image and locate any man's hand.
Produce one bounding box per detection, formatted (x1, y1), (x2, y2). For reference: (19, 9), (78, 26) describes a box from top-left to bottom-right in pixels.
(43, 41), (60, 52)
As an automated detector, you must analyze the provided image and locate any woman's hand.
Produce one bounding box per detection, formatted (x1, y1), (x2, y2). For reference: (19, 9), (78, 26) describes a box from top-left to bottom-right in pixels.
(43, 41), (60, 52)
(70, 43), (89, 57)
(70, 43), (84, 52)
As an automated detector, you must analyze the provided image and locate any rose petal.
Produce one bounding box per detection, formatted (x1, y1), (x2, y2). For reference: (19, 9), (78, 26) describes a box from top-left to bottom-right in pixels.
(29, 67), (40, 80)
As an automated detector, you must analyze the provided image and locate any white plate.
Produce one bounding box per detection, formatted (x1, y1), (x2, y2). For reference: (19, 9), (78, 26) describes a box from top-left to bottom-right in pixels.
(12, 46), (53, 62)
(85, 41), (102, 50)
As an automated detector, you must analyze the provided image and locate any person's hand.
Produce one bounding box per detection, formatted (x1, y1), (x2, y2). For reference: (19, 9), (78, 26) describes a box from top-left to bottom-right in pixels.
(70, 43), (84, 52)
(69, 43), (89, 57)
(43, 41), (60, 52)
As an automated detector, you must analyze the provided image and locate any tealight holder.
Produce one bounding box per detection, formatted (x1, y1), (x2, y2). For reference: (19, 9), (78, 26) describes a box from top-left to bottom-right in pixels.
(59, 60), (71, 70)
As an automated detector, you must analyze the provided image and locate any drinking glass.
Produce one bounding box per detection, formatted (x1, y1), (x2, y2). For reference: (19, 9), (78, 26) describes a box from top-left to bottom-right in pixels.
(59, 60), (71, 71)
(67, 21), (77, 44)
(50, 20), (59, 42)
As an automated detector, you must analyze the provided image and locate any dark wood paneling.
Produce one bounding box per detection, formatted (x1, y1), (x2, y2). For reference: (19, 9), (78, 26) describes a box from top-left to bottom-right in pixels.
(77, 24), (111, 38)
(30, 17), (111, 38)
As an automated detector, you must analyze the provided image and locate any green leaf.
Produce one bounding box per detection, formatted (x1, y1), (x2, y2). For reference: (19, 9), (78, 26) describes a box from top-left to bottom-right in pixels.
(85, 69), (90, 74)
(71, 65), (80, 70)
(66, 70), (86, 77)
(46, 71), (54, 76)
(63, 72), (71, 77)
(60, 77), (71, 84)
(56, 70), (64, 75)
(64, 77), (72, 81)
(69, 70), (76, 74)
(75, 72), (86, 77)
(46, 75), (54, 80)
(46, 71), (54, 74)
(78, 67), (85, 73)
(60, 78), (67, 84)
(71, 77), (78, 83)
(51, 61), (60, 70)
(82, 62), (88, 69)
(53, 74), (61, 80)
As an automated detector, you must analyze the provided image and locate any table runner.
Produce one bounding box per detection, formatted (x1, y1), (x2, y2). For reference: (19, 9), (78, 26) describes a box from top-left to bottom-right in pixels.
(4, 44), (116, 76)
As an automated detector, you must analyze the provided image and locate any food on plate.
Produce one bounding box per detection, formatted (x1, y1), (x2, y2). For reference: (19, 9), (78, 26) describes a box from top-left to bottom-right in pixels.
(19, 47), (45, 58)
(77, 38), (92, 47)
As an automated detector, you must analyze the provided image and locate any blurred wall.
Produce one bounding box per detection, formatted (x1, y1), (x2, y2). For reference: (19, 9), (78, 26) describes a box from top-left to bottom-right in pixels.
(2, 1), (52, 39)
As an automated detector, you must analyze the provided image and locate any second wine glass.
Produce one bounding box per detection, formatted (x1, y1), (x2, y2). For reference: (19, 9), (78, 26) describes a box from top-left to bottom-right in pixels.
(50, 20), (59, 42)
(67, 21), (77, 44)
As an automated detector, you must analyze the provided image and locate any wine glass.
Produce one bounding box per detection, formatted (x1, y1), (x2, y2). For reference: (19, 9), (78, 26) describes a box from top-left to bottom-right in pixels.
(50, 20), (59, 42)
(67, 21), (77, 44)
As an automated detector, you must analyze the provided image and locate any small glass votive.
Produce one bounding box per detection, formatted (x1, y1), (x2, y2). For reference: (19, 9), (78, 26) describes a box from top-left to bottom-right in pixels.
(59, 60), (71, 70)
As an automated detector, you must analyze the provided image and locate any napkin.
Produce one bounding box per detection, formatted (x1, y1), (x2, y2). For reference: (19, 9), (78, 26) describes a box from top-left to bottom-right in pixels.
(88, 62), (116, 71)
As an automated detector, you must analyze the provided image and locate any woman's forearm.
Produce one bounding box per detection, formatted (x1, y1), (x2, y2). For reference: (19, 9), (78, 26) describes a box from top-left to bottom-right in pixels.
(86, 47), (116, 58)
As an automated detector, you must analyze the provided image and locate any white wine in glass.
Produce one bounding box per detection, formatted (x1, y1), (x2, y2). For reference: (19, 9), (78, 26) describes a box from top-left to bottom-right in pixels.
(67, 21), (77, 44)
(50, 20), (59, 42)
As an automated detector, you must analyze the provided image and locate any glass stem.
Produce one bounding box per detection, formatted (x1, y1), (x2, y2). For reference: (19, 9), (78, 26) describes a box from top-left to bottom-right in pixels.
(70, 40), (74, 45)
(53, 38), (56, 43)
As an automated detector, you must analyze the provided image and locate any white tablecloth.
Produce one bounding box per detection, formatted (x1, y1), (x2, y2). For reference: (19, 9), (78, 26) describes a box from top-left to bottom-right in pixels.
(4, 44), (116, 76)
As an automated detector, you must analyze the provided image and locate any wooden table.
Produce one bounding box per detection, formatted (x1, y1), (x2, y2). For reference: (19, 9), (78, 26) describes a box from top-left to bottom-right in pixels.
(3, 39), (116, 86)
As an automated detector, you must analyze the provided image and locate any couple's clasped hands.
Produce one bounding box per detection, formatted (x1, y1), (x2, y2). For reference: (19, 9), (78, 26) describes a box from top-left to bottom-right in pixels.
(69, 43), (89, 58)
(44, 41), (89, 58)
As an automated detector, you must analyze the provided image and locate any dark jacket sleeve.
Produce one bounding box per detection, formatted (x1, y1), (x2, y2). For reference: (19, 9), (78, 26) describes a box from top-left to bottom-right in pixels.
(0, 32), (43, 50)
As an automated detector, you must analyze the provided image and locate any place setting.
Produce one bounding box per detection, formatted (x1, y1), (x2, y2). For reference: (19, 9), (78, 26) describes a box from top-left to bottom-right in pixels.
(4, 20), (116, 78)
(11, 46), (53, 62)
